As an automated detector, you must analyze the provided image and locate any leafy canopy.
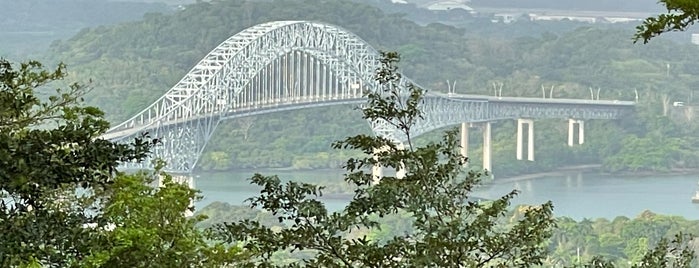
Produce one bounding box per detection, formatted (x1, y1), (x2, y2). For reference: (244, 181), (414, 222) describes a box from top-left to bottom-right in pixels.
(635, 0), (699, 43)
(214, 52), (556, 267)
(0, 58), (158, 266)
(79, 168), (242, 268)
(0, 59), (242, 267)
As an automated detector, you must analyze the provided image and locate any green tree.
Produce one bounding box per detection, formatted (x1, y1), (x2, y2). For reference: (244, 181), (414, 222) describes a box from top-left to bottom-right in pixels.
(79, 168), (241, 267)
(631, 234), (694, 267)
(0, 59), (156, 266)
(635, 0), (699, 43)
(214, 52), (556, 267)
(0, 59), (236, 267)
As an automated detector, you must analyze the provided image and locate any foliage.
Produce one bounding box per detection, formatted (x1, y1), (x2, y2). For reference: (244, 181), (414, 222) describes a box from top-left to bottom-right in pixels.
(635, 0), (699, 43)
(79, 170), (241, 267)
(0, 58), (238, 267)
(631, 234), (695, 267)
(195, 201), (283, 230)
(214, 52), (556, 267)
(0, 58), (156, 266)
(543, 212), (698, 267)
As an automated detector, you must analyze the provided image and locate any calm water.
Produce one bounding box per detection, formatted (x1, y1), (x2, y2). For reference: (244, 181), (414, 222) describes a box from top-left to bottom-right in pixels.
(194, 170), (350, 211)
(194, 170), (699, 220)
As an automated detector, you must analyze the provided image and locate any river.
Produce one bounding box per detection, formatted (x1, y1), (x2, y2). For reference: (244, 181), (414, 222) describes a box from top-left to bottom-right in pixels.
(194, 170), (699, 220)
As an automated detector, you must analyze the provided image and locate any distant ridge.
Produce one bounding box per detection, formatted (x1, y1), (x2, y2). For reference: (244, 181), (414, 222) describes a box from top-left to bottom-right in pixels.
(396, 0), (664, 13)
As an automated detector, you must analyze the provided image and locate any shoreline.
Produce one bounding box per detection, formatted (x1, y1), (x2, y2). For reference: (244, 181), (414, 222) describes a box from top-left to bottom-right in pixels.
(490, 164), (602, 184)
(200, 165), (699, 185)
(490, 165), (699, 185)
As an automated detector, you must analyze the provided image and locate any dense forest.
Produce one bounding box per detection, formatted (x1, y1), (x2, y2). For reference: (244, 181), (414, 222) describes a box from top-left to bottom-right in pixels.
(196, 201), (699, 267)
(42, 0), (699, 176)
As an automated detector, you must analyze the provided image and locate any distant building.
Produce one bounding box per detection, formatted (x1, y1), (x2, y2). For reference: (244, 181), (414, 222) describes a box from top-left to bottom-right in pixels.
(528, 14), (597, 23)
(604, 17), (642, 23)
(424, 0), (476, 14)
(492, 13), (520, 24)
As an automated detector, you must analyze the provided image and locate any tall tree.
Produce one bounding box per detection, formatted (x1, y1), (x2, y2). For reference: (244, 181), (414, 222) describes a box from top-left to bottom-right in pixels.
(214, 52), (556, 267)
(0, 59), (242, 267)
(0, 59), (156, 266)
(78, 167), (241, 268)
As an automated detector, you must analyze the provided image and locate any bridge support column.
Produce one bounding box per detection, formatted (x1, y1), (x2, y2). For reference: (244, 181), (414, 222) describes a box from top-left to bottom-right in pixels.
(372, 165), (383, 184)
(567, 119), (585, 146)
(395, 142), (406, 179)
(482, 122), (492, 173)
(155, 174), (195, 217)
(372, 142), (406, 184)
(460, 122), (469, 165)
(516, 119), (534, 161)
(372, 147), (384, 185)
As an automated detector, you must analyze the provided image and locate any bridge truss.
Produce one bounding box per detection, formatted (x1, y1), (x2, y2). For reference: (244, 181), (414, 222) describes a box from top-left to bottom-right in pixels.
(103, 21), (634, 173)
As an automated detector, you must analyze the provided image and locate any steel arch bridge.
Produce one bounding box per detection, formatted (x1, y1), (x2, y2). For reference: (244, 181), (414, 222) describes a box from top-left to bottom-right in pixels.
(102, 21), (634, 173)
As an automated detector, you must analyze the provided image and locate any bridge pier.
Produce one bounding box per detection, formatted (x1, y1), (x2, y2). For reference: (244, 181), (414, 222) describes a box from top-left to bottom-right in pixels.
(482, 122), (492, 173)
(395, 142), (406, 179)
(460, 122), (469, 165)
(155, 174), (195, 217)
(372, 164), (383, 184)
(567, 119), (585, 146)
(516, 118), (535, 161)
(372, 142), (406, 184)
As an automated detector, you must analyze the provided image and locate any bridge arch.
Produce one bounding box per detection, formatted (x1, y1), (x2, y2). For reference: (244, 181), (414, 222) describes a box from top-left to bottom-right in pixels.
(104, 21), (412, 172)
(104, 21), (633, 173)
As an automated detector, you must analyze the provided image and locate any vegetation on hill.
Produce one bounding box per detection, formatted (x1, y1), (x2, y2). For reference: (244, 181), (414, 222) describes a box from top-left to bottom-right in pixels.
(214, 52), (558, 267)
(205, 54), (695, 266)
(0, 0), (172, 59)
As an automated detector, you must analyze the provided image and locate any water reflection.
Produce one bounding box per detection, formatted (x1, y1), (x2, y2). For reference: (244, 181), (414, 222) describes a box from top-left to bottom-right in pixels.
(478, 173), (699, 220)
(194, 170), (699, 220)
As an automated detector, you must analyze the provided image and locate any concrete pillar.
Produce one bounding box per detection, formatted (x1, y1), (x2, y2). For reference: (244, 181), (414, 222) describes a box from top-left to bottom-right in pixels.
(578, 120), (585, 145)
(156, 174), (195, 217)
(517, 119), (534, 161)
(460, 122), (469, 165)
(372, 164), (383, 184)
(372, 143), (406, 183)
(516, 119), (523, 160)
(395, 142), (406, 179)
(528, 120), (534, 161)
(568, 119), (575, 147)
(156, 174), (194, 189)
(372, 147), (384, 184)
(482, 122), (492, 173)
(567, 119), (585, 146)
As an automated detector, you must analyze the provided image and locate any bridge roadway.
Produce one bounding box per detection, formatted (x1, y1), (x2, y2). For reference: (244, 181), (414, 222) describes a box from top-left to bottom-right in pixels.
(100, 20), (635, 173)
(101, 92), (634, 142)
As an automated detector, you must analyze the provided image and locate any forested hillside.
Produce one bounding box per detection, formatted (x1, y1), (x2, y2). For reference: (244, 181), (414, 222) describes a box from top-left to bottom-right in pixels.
(196, 201), (699, 266)
(0, 0), (172, 59)
(46, 0), (699, 174)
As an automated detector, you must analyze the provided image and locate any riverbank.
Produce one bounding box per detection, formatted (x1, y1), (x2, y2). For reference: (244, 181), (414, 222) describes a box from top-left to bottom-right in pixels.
(491, 165), (699, 185)
(491, 164), (602, 184)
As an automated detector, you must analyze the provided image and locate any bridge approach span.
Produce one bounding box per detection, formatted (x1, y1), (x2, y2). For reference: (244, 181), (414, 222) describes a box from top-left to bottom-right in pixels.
(102, 21), (634, 173)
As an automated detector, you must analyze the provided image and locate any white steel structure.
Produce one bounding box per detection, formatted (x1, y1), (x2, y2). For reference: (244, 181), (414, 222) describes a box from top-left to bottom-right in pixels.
(102, 21), (634, 173)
